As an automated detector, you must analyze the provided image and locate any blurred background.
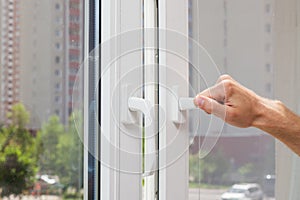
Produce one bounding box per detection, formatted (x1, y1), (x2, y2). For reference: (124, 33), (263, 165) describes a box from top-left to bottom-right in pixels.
(0, 0), (84, 199)
(188, 0), (275, 199)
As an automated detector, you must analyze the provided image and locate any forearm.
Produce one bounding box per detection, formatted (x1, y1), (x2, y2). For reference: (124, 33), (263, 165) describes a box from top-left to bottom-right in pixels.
(253, 97), (300, 156)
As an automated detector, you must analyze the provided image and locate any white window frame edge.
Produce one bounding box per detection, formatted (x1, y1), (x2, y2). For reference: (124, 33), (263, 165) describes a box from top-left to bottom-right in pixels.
(100, 0), (144, 200)
(158, 0), (189, 199)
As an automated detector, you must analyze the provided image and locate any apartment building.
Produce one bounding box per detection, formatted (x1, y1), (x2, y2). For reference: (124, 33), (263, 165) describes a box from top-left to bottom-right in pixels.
(19, 0), (68, 129)
(68, 0), (84, 116)
(0, 0), (21, 124)
(0, 0), (84, 129)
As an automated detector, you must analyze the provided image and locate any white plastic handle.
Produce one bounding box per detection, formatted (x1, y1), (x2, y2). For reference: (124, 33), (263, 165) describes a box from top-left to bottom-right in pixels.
(128, 97), (152, 125)
(178, 97), (197, 111)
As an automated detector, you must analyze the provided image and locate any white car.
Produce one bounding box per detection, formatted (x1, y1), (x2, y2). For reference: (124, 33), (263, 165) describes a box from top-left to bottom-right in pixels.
(221, 183), (264, 200)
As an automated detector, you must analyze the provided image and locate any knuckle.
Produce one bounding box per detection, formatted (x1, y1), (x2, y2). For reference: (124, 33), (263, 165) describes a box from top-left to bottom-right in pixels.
(219, 74), (232, 81)
(222, 79), (234, 95)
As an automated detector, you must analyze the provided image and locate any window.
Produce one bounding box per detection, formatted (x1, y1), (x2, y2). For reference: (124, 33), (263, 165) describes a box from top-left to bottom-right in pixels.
(55, 29), (62, 37)
(55, 109), (60, 116)
(55, 3), (60, 10)
(1, 0), (299, 199)
(54, 69), (61, 76)
(55, 56), (60, 64)
(55, 42), (61, 50)
(0, 0), (88, 199)
(265, 63), (272, 72)
(265, 3), (271, 13)
(55, 17), (63, 25)
(265, 23), (271, 33)
(55, 83), (61, 91)
(266, 82), (272, 93)
(69, 54), (79, 62)
(54, 96), (61, 103)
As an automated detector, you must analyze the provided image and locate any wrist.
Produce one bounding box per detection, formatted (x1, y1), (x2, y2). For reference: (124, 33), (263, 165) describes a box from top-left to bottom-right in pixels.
(251, 97), (299, 137)
(251, 97), (284, 132)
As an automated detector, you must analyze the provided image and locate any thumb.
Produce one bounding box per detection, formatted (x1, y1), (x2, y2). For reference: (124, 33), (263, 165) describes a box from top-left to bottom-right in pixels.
(194, 95), (226, 120)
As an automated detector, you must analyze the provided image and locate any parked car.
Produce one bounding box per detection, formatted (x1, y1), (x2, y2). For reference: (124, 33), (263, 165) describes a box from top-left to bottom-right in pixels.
(221, 183), (264, 200)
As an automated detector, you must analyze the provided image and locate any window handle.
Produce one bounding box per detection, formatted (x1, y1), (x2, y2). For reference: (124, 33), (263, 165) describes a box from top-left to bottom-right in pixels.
(121, 84), (152, 125)
(178, 97), (197, 111)
(128, 97), (152, 125)
(170, 86), (198, 124)
(128, 97), (157, 176)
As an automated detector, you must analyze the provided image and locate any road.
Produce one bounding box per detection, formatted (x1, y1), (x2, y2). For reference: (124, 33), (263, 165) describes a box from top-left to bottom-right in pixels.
(189, 188), (226, 200)
(189, 188), (275, 200)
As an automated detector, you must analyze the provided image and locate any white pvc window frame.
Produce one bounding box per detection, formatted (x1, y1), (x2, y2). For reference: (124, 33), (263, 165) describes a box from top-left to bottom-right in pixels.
(158, 0), (190, 199)
(92, 0), (190, 200)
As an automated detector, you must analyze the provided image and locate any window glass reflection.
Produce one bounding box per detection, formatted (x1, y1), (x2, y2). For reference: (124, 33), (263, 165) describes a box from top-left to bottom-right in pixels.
(188, 0), (275, 199)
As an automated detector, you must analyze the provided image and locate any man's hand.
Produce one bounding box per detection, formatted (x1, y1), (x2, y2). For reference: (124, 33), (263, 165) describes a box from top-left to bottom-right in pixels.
(194, 74), (261, 128)
(194, 74), (300, 156)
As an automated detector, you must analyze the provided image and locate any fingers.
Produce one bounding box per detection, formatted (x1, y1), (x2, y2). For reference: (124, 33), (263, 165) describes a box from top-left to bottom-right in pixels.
(196, 75), (235, 103)
(194, 95), (226, 120)
(216, 74), (233, 84)
(198, 81), (226, 103)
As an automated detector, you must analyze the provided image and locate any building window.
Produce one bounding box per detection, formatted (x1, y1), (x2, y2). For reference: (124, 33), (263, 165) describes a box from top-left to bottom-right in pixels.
(266, 82), (272, 93)
(55, 56), (60, 64)
(55, 96), (61, 103)
(55, 109), (60, 116)
(69, 54), (79, 62)
(55, 29), (62, 37)
(55, 69), (61, 76)
(55, 17), (63, 25)
(265, 23), (271, 33)
(55, 43), (61, 50)
(265, 63), (272, 72)
(55, 3), (61, 10)
(70, 16), (80, 23)
(55, 83), (61, 91)
(265, 3), (271, 13)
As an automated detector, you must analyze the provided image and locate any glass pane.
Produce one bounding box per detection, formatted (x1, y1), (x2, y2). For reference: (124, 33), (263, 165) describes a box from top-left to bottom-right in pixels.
(0, 0), (84, 199)
(188, 0), (275, 199)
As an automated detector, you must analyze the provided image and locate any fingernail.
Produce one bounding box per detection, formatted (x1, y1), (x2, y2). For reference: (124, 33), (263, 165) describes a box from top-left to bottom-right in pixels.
(196, 97), (204, 107)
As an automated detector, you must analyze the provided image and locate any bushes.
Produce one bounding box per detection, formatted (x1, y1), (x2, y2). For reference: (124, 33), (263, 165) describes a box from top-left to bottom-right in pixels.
(189, 149), (231, 186)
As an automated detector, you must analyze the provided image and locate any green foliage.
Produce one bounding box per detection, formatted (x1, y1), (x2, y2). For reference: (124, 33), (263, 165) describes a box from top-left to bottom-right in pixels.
(0, 103), (40, 197)
(238, 163), (254, 177)
(189, 154), (201, 183)
(200, 150), (231, 185)
(189, 149), (231, 185)
(38, 115), (65, 174)
(0, 104), (83, 197)
(7, 103), (30, 128)
(39, 112), (83, 190)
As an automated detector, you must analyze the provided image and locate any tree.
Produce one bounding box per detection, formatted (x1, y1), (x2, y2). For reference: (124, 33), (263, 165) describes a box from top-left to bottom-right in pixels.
(189, 154), (201, 183)
(39, 112), (83, 192)
(199, 149), (231, 185)
(0, 103), (40, 198)
(38, 115), (65, 175)
(56, 111), (83, 191)
(238, 163), (254, 182)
